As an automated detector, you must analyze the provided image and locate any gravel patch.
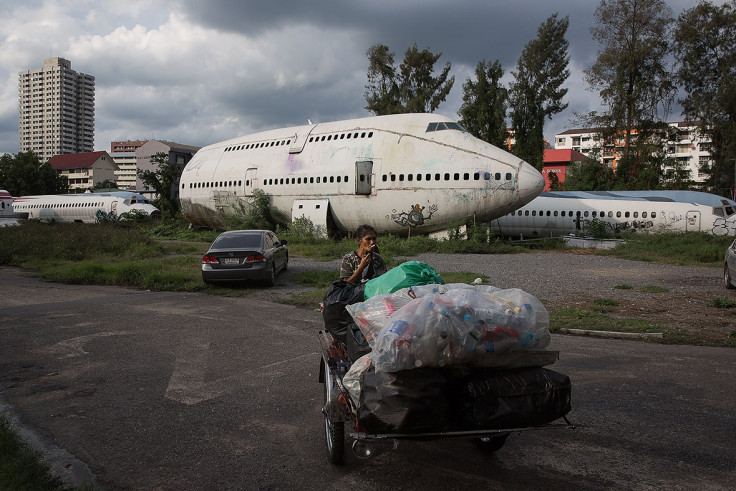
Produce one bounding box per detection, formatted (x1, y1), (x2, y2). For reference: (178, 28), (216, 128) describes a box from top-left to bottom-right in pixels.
(263, 251), (735, 345)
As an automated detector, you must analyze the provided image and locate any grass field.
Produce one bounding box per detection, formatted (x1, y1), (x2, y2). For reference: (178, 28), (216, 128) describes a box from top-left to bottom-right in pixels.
(0, 218), (731, 293)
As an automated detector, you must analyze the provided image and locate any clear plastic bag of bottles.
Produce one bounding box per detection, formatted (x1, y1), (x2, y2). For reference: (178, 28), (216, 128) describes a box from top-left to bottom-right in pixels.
(347, 283), (501, 345)
(351, 286), (551, 373)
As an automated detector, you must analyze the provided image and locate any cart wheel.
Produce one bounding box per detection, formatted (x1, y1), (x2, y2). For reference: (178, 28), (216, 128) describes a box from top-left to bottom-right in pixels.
(323, 366), (345, 465)
(474, 434), (508, 454)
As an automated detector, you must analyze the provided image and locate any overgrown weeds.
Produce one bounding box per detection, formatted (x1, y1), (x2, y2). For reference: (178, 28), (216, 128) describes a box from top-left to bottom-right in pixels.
(598, 231), (732, 267)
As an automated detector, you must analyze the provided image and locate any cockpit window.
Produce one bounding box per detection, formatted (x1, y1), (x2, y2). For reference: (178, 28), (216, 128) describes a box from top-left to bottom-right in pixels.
(426, 122), (467, 132)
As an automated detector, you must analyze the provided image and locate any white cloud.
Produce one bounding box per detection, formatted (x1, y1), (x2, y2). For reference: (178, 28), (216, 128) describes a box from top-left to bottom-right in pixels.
(0, 0), (704, 156)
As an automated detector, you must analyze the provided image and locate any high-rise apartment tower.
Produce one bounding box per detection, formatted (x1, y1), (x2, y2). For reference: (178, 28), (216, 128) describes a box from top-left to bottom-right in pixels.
(18, 57), (95, 162)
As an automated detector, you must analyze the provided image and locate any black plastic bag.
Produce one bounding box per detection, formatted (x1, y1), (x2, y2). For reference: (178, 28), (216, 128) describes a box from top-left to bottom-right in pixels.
(357, 366), (450, 434)
(457, 367), (571, 429)
(322, 280), (365, 345)
(346, 323), (371, 361)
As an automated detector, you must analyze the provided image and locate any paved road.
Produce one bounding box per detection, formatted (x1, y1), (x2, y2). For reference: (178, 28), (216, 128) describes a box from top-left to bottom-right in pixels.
(1, 266), (735, 490)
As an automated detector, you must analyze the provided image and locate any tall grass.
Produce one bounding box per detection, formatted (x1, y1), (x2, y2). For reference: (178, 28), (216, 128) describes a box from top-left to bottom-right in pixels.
(0, 221), (164, 266)
(598, 232), (732, 267)
(0, 220), (729, 295)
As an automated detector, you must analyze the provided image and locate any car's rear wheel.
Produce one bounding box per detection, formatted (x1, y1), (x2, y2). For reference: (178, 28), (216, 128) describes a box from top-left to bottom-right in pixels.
(264, 263), (276, 287)
(725, 264), (734, 289)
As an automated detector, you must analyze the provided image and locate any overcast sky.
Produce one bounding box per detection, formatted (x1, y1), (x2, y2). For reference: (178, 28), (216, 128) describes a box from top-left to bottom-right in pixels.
(0, 0), (707, 156)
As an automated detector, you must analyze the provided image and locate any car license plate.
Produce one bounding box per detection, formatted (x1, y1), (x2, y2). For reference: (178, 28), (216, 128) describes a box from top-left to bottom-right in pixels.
(223, 258), (240, 265)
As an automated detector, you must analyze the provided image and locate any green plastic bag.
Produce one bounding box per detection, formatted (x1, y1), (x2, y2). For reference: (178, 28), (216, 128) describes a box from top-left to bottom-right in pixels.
(363, 261), (444, 299)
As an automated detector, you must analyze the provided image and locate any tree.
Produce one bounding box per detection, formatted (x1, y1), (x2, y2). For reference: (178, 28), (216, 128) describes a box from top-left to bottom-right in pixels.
(398, 44), (454, 113)
(0, 151), (67, 196)
(458, 60), (508, 148)
(93, 179), (118, 190)
(562, 158), (615, 191)
(585, 0), (676, 173)
(673, 0), (736, 196)
(364, 44), (454, 115)
(364, 44), (401, 116)
(509, 13), (571, 169)
(547, 171), (563, 191)
(137, 152), (182, 218)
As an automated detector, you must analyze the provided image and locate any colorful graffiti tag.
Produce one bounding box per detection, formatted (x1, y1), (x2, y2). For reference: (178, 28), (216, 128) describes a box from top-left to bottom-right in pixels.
(95, 210), (118, 223)
(388, 203), (438, 227)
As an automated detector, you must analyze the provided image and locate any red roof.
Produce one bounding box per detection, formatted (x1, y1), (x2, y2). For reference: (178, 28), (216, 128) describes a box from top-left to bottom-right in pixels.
(543, 149), (587, 164)
(48, 151), (107, 170)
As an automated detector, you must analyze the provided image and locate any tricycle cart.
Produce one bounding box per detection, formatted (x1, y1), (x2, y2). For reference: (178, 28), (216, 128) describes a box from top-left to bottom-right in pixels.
(318, 330), (575, 465)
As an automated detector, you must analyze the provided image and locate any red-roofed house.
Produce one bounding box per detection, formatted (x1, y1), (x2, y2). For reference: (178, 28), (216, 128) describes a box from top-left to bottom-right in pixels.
(541, 149), (588, 191)
(48, 151), (118, 192)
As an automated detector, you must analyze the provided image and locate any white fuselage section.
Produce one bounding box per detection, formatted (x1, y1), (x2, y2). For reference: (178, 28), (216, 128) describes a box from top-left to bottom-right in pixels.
(179, 113), (544, 234)
(0, 189), (19, 226)
(491, 191), (736, 237)
(12, 192), (160, 223)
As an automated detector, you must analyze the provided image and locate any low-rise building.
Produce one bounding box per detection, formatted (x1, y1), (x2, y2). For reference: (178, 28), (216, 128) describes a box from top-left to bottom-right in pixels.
(48, 151), (118, 192)
(111, 140), (149, 153)
(554, 122), (713, 184)
(136, 140), (200, 200)
(541, 149), (587, 191)
(111, 152), (137, 190)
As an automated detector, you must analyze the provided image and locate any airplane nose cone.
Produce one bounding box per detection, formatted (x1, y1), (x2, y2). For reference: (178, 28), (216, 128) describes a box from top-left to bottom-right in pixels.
(517, 162), (545, 206)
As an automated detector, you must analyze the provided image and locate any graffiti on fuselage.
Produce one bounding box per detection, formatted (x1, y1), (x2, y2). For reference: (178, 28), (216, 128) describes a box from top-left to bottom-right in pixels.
(95, 210), (118, 223)
(602, 220), (655, 232)
(577, 218), (655, 233)
(712, 217), (736, 236)
(388, 203), (438, 228)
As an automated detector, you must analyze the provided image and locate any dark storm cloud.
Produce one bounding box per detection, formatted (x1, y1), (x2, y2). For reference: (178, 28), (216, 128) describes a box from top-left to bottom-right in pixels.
(1, 0), (714, 155)
(177, 0), (598, 68)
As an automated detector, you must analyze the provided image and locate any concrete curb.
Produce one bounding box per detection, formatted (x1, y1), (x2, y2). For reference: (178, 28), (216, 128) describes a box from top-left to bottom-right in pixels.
(558, 328), (664, 340)
(0, 395), (96, 488)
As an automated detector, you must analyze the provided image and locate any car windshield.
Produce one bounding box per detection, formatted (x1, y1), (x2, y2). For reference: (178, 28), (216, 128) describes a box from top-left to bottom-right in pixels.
(212, 234), (262, 249)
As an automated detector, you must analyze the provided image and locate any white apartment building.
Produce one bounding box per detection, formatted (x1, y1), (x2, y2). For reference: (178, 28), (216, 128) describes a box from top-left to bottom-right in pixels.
(554, 122), (713, 184)
(111, 152), (138, 190)
(18, 57), (95, 162)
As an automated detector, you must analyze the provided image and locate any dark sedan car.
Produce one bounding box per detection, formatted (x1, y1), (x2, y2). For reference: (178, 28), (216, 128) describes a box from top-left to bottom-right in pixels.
(202, 230), (288, 286)
(725, 239), (736, 289)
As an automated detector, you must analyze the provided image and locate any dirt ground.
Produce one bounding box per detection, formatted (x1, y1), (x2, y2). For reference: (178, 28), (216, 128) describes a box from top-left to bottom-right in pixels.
(273, 252), (736, 348)
(545, 290), (736, 345)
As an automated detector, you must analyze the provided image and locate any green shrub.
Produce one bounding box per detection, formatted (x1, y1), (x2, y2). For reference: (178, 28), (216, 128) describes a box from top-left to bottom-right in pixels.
(711, 297), (736, 308)
(581, 218), (613, 239)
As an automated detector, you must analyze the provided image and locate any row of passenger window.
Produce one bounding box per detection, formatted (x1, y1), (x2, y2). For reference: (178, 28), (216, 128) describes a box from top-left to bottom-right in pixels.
(186, 180), (243, 189)
(223, 130), (376, 153)
(185, 170), (516, 190)
(309, 131), (373, 143)
(224, 140), (292, 152)
(512, 209), (658, 219)
(253, 171), (514, 186)
(258, 175), (349, 186)
(15, 202), (104, 209)
(382, 171), (513, 183)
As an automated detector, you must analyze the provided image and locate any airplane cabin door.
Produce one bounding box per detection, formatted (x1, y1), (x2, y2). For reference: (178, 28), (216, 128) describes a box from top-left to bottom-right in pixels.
(686, 210), (701, 232)
(355, 161), (373, 195)
(244, 168), (258, 197)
